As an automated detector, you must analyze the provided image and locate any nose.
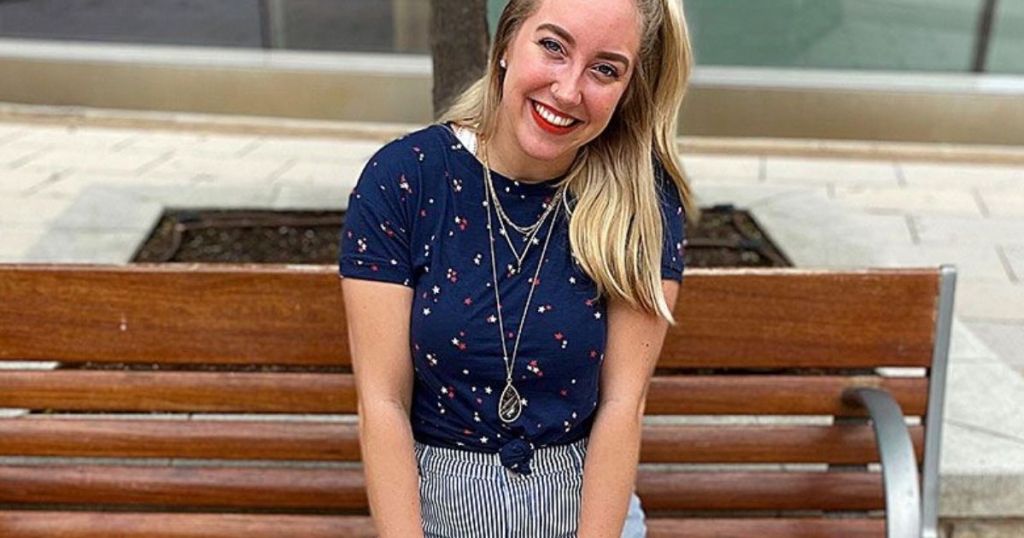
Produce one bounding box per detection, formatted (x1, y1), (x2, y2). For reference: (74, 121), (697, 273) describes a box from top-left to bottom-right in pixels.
(551, 71), (583, 108)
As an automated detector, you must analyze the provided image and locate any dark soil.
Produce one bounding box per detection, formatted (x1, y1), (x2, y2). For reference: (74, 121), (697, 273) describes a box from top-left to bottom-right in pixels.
(131, 205), (792, 268)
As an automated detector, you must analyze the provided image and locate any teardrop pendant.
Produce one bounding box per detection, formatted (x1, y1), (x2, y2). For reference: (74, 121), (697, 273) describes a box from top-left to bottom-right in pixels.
(498, 381), (523, 423)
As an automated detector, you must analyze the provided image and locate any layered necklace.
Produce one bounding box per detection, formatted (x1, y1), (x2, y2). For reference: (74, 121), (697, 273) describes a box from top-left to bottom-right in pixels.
(478, 138), (569, 423)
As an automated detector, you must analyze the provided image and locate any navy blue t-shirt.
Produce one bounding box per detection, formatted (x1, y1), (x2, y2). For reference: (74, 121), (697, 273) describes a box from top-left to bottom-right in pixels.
(339, 123), (686, 474)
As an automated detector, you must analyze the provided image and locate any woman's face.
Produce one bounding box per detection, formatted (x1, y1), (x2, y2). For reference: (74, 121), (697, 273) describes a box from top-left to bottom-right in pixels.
(496, 0), (641, 172)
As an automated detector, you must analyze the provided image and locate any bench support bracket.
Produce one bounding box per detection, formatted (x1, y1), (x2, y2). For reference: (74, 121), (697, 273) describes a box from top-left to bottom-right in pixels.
(845, 387), (922, 538)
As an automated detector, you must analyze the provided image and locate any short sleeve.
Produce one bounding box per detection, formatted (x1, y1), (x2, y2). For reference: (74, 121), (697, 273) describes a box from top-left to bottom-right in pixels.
(656, 159), (687, 283)
(338, 152), (417, 287)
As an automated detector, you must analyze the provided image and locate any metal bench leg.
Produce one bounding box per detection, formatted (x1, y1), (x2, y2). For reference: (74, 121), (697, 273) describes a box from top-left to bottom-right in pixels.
(844, 387), (922, 538)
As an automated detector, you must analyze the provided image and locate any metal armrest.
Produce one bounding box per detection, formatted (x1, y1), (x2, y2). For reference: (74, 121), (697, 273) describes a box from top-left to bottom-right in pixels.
(844, 386), (922, 538)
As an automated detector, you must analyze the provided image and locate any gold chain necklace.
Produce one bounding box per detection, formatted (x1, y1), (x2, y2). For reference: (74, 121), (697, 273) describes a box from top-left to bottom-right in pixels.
(483, 165), (567, 272)
(481, 141), (562, 424)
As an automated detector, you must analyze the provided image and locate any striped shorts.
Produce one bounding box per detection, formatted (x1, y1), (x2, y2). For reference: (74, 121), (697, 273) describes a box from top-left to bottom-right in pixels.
(413, 437), (647, 538)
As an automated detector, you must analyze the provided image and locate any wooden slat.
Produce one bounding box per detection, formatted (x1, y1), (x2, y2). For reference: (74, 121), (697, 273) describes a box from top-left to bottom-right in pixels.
(0, 265), (939, 368)
(638, 471), (884, 511)
(0, 371), (927, 415)
(0, 466), (366, 509)
(0, 419), (355, 461)
(0, 512), (376, 538)
(639, 424), (925, 464)
(0, 419), (925, 464)
(0, 371), (354, 413)
(646, 375), (928, 415)
(0, 264), (348, 365)
(0, 467), (883, 511)
(647, 518), (885, 538)
(663, 268), (938, 367)
(0, 513), (884, 538)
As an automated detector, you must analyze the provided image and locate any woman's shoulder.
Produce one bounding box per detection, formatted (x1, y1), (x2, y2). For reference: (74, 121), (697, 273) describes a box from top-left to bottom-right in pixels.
(365, 123), (454, 170)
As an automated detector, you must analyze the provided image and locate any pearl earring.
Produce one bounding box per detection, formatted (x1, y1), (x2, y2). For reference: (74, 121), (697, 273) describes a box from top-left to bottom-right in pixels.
(499, 58), (507, 69)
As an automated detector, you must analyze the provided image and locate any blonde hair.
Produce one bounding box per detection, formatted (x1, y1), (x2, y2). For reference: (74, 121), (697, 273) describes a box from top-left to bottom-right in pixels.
(440, 0), (698, 325)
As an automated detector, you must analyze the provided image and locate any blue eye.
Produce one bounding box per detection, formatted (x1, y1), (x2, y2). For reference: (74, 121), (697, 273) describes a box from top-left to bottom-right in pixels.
(596, 64), (619, 78)
(540, 38), (564, 54)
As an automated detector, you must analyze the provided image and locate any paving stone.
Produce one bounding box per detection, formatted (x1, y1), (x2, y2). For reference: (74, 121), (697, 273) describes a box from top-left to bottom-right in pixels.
(0, 195), (75, 226)
(0, 228), (44, 261)
(117, 131), (221, 153)
(0, 127), (28, 146)
(15, 148), (167, 176)
(1002, 245), (1024, 282)
(0, 169), (59, 194)
(129, 181), (278, 209)
(977, 187), (1024, 218)
(273, 183), (349, 210)
(276, 160), (366, 188)
(0, 144), (46, 167)
(961, 321), (1024, 371)
(944, 358), (1024, 447)
(145, 155), (294, 182)
(9, 126), (141, 151)
(948, 520), (1024, 538)
(0, 123), (27, 136)
(747, 189), (915, 268)
(244, 138), (380, 162)
(867, 243), (1009, 282)
(914, 215), (1024, 246)
(18, 228), (150, 263)
(690, 182), (828, 210)
(954, 279), (1024, 322)
(940, 423), (1024, 519)
(941, 421), (1024, 477)
(833, 185), (983, 217)
(681, 154), (762, 183)
(951, 320), (1014, 364)
(171, 133), (262, 157)
(27, 171), (191, 199)
(765, 156), (900, 186)
(2, 188), (161, 231)
(900, 162), (1024, 189)
(27, 174), (274, 209)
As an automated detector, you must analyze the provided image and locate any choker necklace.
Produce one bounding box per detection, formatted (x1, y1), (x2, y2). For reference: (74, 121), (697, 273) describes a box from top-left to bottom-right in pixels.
(481, 140), (561, 424)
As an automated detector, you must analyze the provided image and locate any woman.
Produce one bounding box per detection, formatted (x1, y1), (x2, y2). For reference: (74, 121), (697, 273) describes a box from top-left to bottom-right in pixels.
(339, 0), (698, 536)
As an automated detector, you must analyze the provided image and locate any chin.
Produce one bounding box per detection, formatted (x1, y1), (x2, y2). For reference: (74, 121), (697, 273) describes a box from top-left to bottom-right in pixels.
(515, 118), (581, 164)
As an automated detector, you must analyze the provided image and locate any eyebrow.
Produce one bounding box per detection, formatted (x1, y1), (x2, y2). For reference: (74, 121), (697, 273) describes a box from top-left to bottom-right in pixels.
(536, 23), (631, 70)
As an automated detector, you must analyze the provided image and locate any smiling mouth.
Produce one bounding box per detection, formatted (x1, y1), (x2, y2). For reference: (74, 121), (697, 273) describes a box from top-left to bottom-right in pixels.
(530, 100), (580, 133)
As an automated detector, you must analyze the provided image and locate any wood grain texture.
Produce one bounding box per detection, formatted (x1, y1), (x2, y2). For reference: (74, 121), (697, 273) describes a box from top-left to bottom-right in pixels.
(0, 264), (348, 365)
(0, 371), (927, 415)
(0, 513), (884, 538)
(0, 467), (883, 511)
(0, 513), (376, 538)
(647, 518), (885, 538)
(0, 265), (939, 368)
(0, 419), (924, 464)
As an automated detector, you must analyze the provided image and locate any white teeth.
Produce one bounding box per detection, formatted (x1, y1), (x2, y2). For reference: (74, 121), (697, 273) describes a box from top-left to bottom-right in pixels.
(534, 102), (575, 127)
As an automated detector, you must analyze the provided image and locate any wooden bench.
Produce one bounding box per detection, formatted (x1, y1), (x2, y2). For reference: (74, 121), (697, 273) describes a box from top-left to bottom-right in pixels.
(0, 264), (955, 538)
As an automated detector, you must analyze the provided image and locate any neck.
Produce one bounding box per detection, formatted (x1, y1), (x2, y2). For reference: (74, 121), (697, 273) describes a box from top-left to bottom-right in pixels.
(484, 118), (576, 183)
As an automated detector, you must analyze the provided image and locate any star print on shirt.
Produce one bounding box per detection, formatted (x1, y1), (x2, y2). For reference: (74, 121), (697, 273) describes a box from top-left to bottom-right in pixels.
(337, 124), (685, 467)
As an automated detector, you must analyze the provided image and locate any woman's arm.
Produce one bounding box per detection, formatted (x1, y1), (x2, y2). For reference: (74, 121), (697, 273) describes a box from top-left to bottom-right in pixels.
(577, 280), (680, 538)
(341, 277), (424, 538)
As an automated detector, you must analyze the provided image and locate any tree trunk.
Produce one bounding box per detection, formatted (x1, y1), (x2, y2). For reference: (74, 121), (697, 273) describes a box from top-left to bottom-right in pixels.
(429, 0), (490, 119)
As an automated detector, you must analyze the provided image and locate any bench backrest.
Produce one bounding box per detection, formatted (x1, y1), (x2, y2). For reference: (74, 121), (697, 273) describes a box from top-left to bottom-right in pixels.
(0, 264), (954, 538)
